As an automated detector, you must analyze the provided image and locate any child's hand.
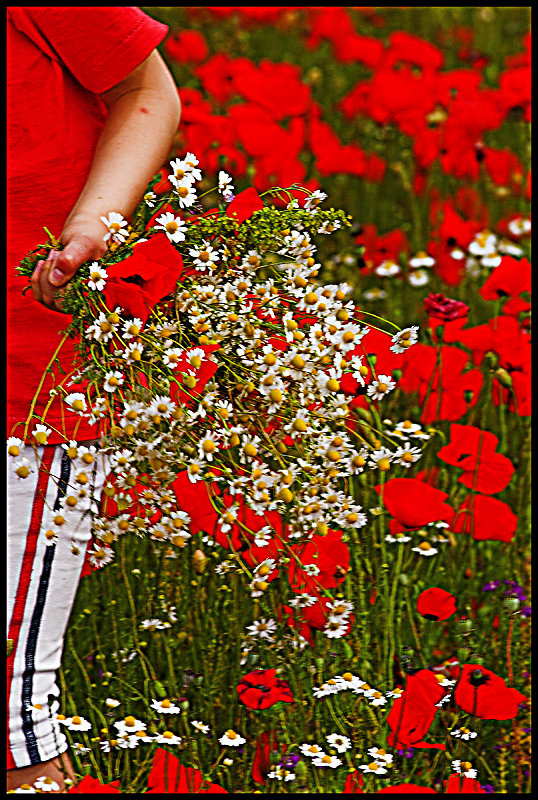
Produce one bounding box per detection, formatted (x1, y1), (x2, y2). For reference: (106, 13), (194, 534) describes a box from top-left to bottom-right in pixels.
(30, 217), (107, 312)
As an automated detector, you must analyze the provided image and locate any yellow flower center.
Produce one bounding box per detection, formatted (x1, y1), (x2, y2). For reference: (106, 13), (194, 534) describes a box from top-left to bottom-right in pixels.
(377, 458), (391, 471)
(166, 221), (179, 233)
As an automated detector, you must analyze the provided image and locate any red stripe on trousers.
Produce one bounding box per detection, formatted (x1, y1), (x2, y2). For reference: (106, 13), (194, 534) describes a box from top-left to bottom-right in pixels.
(7, 447), (55, 770)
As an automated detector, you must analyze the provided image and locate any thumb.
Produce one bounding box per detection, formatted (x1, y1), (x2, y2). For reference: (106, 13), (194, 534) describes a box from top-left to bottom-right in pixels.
(49, 236), (102, 286)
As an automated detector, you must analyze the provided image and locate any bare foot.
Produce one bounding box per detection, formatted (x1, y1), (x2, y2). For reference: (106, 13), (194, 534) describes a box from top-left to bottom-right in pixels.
(7, 752), (77, 793)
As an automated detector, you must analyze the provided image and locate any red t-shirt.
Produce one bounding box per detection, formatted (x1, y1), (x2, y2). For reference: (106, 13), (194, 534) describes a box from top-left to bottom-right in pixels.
(7, 7), (168, 443)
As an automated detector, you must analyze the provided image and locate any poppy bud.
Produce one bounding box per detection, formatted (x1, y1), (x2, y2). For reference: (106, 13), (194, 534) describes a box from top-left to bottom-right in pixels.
(495, 368), (513, 388)
(192, 549), (207, 574)
(503, 596), (520, 614)
(399, 573), (409, 585)
(401, 646), (414, 658)
(295, 760), (307, 779)
(469, 654), (484, 665)
(458, 647), (471, 663)
(463, 390), (474, 404)
(458, 617), (473, 633)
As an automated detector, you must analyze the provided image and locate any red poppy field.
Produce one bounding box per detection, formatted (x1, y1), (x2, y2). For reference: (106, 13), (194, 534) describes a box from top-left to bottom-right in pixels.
(58, 7), (530, 793)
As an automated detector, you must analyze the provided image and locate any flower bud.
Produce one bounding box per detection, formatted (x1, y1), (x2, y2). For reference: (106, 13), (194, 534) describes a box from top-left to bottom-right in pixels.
(495, 368), (513, 388)
(399, 573), (409, 585)
(192, 550), (207, 575)
(503, 596), (520, 614)
(458, 617), (473, 633)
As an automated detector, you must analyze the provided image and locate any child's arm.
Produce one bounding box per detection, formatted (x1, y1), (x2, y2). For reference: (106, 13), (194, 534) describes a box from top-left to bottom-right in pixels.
(31, 49), (181, 310)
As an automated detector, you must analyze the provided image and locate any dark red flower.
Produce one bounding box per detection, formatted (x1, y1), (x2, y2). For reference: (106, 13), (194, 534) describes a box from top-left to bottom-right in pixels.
(454, 664), (527, 720)
(417, 588), (457, 621)
(103, 234), (184, 323)
(147, 748), (227, 793)
(436, 424), (515, 495)
(236, 669), (295, 710)
(225, 187), (265, 224)
(376, 478), (454, 530)
(450, 494), (518, 543)
(67, 776), (120, 793)
(424, 293), (470, 322)
(386, 669), (447, 749)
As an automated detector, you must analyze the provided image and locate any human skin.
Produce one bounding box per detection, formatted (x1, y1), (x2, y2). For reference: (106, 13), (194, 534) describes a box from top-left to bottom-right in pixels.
(30, 49), (181, 312)
(9, 49), (180, 793)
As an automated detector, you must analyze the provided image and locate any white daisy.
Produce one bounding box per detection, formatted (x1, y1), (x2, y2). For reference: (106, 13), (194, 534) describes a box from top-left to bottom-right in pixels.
(245, 618), (277, 639)
(390, 326), (419, 354)
(408, 268), (430, 287)
(100, 212), (128, 244)
(103, 371), (124, 392)
(359, 762), (387, 775)
(191, 720), (210, 734)
(367, 747), (393, 764)
(154, 212), (188, 243)
(300, 743), (326, 758)
(412, 542), (438, 557)
(219, 729), (245, 746)
(312, 754), (342, 768)
(367, 375), (396, 401)
(65, 715), (92, 732)
(450, 727), (477, 741)
(87, 263), (108, 292)
(151, 699), (180, 714)
(326, 733), (351, 753)
(33, 777), (60, 793)
(154, 731), (182, 745)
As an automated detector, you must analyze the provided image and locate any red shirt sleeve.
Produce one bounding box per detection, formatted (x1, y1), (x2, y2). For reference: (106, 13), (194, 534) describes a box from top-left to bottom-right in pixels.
(8, 6), (169, 94)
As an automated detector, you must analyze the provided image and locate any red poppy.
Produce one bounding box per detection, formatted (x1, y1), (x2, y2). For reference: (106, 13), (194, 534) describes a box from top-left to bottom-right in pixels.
(454, 664), (527, 720)
(288, 529), (350, 592)
(444, 775), (486, 793)
(147, 748), (227, 793)
(450, 494), (517, 543)
(480, 256), (531, 301)
(482, 146), (525, 189)
(304, 7), (384, 68)
(376, 478), (454, 530)
(308, 107), (369, 178)
(279, 595), (354, 645)
(379, 786), (438, 794)
(67, 776), (120, 793)
(397, 343), (483, 424)
(164, 30), (209, 64)
(386, 669), (447, 749)
(436, 424), (515, 495)
(252, 730), (286, 785)
(231, 59), (311, 120)
(417, 588), (457, 621)
(424, 293), (470, 322)
(103, 234), (184, 323)
(225, 187), (265, 224)
(236, 669), (295, 710)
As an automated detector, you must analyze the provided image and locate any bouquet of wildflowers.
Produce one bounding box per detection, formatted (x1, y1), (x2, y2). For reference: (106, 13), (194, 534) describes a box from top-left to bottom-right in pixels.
(14, 155), (421, 595)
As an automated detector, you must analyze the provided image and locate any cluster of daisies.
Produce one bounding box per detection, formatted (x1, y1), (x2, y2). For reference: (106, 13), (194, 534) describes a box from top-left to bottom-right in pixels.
(11, 158), (425, 591)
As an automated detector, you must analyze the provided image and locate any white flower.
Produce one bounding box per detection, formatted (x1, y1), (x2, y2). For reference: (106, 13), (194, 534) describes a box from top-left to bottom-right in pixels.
(412, 542), (438, 556)
(409, 251), (435, 268)
(151, 699), (180, 714)
(170, 155), (202, 183)
(219, 729), (245, 746)
(155, 731), (182, 745)
(375, 259), (401, 277)
(367, 374), (396, 401)
(481, 251), (502, 268)
(191, 719), (210, 734)
(33, 777), (60, 792)
(87, 263), (108, 291)
(7, 436), (24, 457)
(32, 424), (52, 444)
(385, 532), (411, 544)
(367, 747), (393, 764)
(268, 765), (295, 781)
(154, 212), (188, 243)
(170, 179), (198, 208)
(13, 786), (37, 793)
(218, 170), (234, 193)
(64, 393), (87, 415)
(143, 191), (157, 207)
(114, 717), (147, 735)
(408, 268), (430, 287)
(390, 326), (419, 354)
(71, 742), (91, 754)
(105, 698), (121, 709)
(65, 715), (92, 732)
(507, 217), (531, 236)
(363, 287), (387, 301)
(359, 762), (387, 775)
(140, 618), (171, 631)
(313, 754), (342, 768)
(394, 443), (422, 468)
(326, 733), (351, 753)
(304, 190), (327, 212)
(246, 618), (277, 639)
(300, 743), (326, 758)
(100, 212), (128, 244)
(468, 231), (497, 257)
(450, 727), (477, 741)
(452, 760), (477, 779)
(104, 371), (124, 392)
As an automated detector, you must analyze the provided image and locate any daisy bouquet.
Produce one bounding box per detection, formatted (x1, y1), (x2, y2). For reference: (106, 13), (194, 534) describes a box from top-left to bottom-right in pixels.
(14, 155), (421, 591)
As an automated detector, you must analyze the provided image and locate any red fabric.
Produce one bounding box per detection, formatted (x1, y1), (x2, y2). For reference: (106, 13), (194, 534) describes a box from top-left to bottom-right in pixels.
(7, 7), (168, 443)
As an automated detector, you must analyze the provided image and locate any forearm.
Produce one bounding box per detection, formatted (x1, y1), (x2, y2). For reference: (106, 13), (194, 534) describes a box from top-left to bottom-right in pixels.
(64, 59), (181, 233)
